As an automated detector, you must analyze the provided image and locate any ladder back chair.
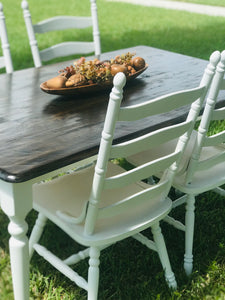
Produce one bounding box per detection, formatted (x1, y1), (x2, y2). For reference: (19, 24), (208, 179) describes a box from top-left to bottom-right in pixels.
(126, 50), (225, 276)
(0, 2), (13, 73)
(21, 0), (101, 68)
(29, 71), (208, 299)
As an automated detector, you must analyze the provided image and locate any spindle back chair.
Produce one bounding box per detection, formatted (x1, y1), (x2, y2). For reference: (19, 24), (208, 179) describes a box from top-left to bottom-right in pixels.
(21, 0), (101, 67)
(29, 70), (208, 298)
(126, 50), (225, 276)
(0, 2), (13, 73)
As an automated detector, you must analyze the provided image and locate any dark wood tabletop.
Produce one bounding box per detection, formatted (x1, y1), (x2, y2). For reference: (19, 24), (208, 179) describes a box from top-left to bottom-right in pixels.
(0, 46), (223, 183)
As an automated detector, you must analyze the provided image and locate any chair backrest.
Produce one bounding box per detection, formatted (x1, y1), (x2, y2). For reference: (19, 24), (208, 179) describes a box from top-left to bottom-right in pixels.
(21, 0), (101, 68)
(83, 70), (211, 235)
(0, 2), (13, 73)
(184, 50), (225, 184)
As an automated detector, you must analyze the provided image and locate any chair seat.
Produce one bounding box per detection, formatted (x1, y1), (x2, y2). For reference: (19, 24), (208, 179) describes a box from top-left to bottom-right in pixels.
(174, 144), (225, 194)
(127, 130), (198, 177)
(128, 129), (225, 195)
(33, 162), (172, 247)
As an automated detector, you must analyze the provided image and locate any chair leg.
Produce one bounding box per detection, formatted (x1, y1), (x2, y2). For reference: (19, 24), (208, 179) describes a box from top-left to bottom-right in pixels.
(184, 194), (195, 276)
(87, 246), (100, 300)
(29, 212), (47, 259)
(151, 222), (177, 289)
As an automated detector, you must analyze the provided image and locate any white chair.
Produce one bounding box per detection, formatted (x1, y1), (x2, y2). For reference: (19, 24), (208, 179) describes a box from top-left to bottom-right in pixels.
(28, 70), (209, 298)
(0, 2), (13, 73)
(21, 0), (101, 68)
(126, 50), (225, 276)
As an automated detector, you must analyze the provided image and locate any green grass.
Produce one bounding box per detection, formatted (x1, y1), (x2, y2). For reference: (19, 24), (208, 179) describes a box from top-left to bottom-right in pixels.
(1, 192), (225, 299)
(1, 0), (225, 71)
(0, 0), (225, 299)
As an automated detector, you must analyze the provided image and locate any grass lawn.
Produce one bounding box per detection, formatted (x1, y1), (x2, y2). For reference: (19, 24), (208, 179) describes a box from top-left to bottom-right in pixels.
(1, 0), (225, 71)
(0, 0), (225, 299)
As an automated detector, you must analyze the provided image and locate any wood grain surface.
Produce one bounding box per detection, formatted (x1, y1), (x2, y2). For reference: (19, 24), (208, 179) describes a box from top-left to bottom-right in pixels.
(0, 46), (223, 182)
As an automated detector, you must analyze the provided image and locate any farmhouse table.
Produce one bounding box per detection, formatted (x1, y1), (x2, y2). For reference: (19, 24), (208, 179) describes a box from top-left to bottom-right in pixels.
(0, 45), (224, 299)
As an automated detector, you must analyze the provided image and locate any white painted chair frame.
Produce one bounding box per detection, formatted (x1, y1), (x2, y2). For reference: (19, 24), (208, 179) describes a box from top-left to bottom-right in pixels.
(21, 0), (101, 68)
(172, 51), (225, 275)
(28, 72), (209, 299)
(126, 50), (225, 276)
(0, 2), (13, 73)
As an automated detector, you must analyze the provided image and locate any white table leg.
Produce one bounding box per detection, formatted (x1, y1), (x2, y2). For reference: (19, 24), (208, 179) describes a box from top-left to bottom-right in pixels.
(0, 180), (33, 300)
